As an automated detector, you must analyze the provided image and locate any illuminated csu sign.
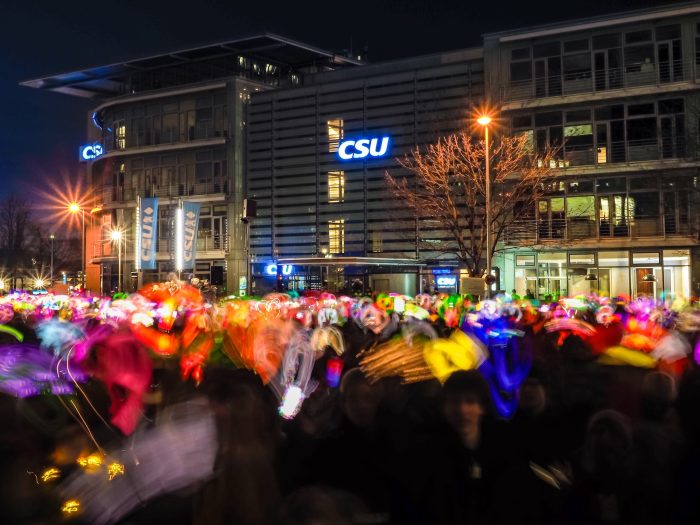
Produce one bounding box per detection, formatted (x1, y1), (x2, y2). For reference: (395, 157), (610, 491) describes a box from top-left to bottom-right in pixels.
(79, 142), (104, 161)
(338, 136), (390, 160)
(265, 263), (294, 276)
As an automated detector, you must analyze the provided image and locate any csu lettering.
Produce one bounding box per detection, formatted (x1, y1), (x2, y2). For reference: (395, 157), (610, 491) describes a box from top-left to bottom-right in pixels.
(338, 136), (390, 160)
(141, 207), (154, 261)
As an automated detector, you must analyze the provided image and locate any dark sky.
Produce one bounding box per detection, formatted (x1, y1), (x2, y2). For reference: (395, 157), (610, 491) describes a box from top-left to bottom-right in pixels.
(0, 0), (681, 197)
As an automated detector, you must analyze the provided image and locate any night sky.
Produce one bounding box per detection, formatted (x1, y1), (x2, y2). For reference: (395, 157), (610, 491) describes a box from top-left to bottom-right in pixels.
(0, 0), (682, 199)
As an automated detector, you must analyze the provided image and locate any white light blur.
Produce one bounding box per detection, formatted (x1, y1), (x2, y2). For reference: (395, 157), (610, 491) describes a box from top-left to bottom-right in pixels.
(134, 201), (141, 270)
(279, 385), (305, 419)
(175, 207), (184, 272)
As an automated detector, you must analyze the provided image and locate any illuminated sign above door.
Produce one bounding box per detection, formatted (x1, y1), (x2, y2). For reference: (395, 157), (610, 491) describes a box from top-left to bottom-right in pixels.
(79, 142), (104, 161)
(338, 136), (390, 160)
(265, 263), (294, 276)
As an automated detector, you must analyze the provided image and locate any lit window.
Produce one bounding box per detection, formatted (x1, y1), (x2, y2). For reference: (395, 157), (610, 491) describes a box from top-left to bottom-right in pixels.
(517, 130), (534, 153)
(329, 219), (345, 254)
(327, 119), (343, 152)
(116, 124), (126, 150)
(371, 231), (383, 253)
(328, 171), (345, 203)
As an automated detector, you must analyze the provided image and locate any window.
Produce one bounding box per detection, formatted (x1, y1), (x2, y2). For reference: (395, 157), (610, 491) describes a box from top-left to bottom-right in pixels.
(624, 45), (655, 72)
(512, 115), (532, 127)
(516, 254), (535, 266)
(511, 48), (530, 60)
(116, 122), (126, 150)
(563, 53), (591, 79)
(510, 62), (532, 82)
(569, 253), (596, 265)
(327, 119), (343, 153)
(329, 219), (345, 254)
(533, 42), (560, 58)
(568, 180), (594, 193)
(656, 25), (680, 41)
(327, 171), (345, 203)
(633, 252), (660, 265)
(593, 33), (621, 49)
(625, 30), (652, 44)
(596, 178), (626, 193)
(517, 130), (534, 153)
(564, 39), (589, 53)
(371, 231), (383, 253)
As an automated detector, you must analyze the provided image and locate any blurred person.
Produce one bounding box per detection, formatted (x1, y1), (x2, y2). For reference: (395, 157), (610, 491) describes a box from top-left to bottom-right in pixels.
(308, 368), (390, 523)
(572, 409), (637, 525)
(193, 369), (281, 525)
(511, 366), (567, 466)
(672, 369), (700, 524)
(275, 486), (368, 525)
(628, 372), (682, 525)
(395, 370), (529, 524)
(278, 383), (341, 494)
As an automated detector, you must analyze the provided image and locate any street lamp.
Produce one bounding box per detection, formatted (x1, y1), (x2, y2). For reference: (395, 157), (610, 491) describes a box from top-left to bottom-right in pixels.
(477, 115), (493, 297)
(68, 202), (85, 290)
(110, 229), (123, 292)
(49, 234), (55, 287)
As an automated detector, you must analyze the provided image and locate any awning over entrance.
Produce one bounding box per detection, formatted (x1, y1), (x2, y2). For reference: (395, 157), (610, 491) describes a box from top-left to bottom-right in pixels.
(276, 256), (425, 267)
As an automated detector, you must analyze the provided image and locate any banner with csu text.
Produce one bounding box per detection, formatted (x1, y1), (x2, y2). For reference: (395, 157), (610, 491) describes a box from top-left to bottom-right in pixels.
(182, 201), (201, 270)
(139, 198), (158, 270)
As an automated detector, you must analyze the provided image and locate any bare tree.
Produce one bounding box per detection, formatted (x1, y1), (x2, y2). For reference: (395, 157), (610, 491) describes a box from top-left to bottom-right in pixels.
(0, 195), (33, 272)
(386, 131), (558, 276)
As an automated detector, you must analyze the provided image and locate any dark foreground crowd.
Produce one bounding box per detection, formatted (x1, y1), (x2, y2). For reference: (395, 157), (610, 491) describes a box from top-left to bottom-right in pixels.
(2, 322), (700, 525)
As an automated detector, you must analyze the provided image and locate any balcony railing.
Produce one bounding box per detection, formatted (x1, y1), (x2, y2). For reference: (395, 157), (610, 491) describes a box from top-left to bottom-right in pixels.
(501, 215), (696, 245)
(102, 123), (227, 154)
(507, 59), (690, 102)
(91, 234), (228, 260)
(537, 138), (687, 169)
(102, 180), (228, 203)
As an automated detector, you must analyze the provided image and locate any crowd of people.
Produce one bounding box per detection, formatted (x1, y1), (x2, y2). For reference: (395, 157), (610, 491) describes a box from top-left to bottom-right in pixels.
(1, 285), (700, 524)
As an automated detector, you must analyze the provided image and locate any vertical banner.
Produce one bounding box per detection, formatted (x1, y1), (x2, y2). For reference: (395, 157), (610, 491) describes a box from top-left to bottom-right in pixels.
(182, 201), (201, 270)
(139, 198), (158, 270)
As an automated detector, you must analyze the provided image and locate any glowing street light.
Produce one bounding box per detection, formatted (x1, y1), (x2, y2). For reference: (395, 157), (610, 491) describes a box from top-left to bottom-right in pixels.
(477, 114), (493, 298)
(68, 202), (86, 290)
(50, 234), (55, 288)
(110, 229), (124, 292)
(477, 115), (492, 126)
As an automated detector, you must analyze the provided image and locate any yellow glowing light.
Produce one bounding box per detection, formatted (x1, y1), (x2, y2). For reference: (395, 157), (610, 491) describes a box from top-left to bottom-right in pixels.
(423, 330), (485, 383)
(477, 115), (492, 126)
(68, 202), (81, 214)
(107, 462), (125, 480)
(77, 453), (103, 469)
(40, 467), (61, 483)
(34, 278), (46, 289)
(110, 229), (123, 241)
(61, 499), (80, 514)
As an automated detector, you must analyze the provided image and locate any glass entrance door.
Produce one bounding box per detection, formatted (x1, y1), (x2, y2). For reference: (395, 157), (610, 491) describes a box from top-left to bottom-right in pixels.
(537, 253), (567, 300)
(632, 267), (662, 299)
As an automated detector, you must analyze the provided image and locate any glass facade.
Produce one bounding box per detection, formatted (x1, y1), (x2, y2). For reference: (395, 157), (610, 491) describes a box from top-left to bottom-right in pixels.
(506, 249), (691, 300)
(502, 173), (699, 244)
(507, 23), (687, 101)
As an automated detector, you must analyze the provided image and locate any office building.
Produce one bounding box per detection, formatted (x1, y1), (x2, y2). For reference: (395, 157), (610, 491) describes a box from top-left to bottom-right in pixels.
(22, 34), (361, 294)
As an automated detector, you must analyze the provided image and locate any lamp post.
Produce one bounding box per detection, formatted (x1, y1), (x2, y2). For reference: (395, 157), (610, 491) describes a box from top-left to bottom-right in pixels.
(111, 230), (123, 292)
(68, 202), (85, 290)
(49, 234), (55, 287)
(477, 115), (492, 298)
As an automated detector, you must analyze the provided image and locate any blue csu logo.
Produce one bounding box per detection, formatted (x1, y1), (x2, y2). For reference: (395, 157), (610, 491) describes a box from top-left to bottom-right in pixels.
(79, 142), (104, 161)
(338, 136), (390, 160)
